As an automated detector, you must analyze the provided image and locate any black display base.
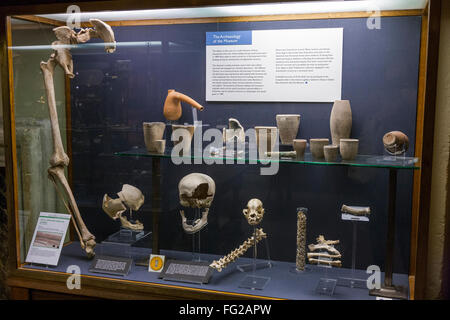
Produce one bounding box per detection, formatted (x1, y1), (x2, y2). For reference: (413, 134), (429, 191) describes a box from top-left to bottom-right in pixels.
(369, 285), (408, 300)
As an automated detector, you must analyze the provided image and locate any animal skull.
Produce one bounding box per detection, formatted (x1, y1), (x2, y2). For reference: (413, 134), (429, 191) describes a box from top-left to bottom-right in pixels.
(243, 198), (265, 225)
(178, 173), (215, 234)
(102, 184), (145, 230)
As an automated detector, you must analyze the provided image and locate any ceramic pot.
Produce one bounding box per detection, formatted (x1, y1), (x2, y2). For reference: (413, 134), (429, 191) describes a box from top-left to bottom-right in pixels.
(330, 100), (352, 146)
(382, 131), (409, 155)
(310, 138), (329, 159)
(324, 145), (339, 162)
(254, 126), (278, 157)
(172, 124), (195, 155)
(293, 139), (307, 159)
(340, 139), (359, 160)
(154, 139), (166, 154)
(143, 122), (165, 152)
(276, 114), (300, 145)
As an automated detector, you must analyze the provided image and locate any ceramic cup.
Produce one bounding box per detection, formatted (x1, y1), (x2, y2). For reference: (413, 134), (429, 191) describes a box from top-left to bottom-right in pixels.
(323, 145), (339, 162)
(293, 139), (307, 159)
(340, 138), (359, 160)
(309, 138), (329, 159)
(143, 122), (165, 152)
(254, 126), (278, 158)
(154, 139), (166, 154)
(276, 114), (301, 145)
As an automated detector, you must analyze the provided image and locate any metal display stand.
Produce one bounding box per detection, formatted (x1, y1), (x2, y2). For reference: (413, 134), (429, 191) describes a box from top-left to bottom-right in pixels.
(190, 208), (207, 262)
(315, 258), (337, 296)
(237, 236), (272, 272)
(337, 210), (369, 289)
(238, 226), (271, 290)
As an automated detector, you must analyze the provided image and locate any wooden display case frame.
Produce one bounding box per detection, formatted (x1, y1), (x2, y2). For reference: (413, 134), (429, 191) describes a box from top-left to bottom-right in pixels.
(0, 0), (441, 300)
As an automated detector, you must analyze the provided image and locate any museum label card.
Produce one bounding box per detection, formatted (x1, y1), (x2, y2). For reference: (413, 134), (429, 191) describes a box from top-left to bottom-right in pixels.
(158, 259), (214, 284)
(25, 212), (71, 266)
(206, 28), (343, 102)
(89, 255), (132, 276)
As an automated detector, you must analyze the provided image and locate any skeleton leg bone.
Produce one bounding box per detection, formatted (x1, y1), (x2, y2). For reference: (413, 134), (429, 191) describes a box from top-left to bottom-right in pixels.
(48, 166), (96, 258)
(40, 19), (115, 258)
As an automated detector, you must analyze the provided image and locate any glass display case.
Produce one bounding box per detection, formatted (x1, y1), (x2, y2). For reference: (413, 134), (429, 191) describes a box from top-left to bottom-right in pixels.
(1, 0), (436, 300)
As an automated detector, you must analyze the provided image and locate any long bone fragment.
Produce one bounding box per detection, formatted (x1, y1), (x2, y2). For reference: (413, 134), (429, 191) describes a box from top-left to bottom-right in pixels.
(307, 252), (342, 259)
(308, 258), (342, 267)
(209, 228), (267, 272)
(41, 19), (116, 258)
(341, 204), (371, 216)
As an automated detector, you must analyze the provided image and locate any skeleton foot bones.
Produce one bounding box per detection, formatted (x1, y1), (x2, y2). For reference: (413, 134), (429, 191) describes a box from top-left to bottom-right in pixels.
(42, 19), (116, 258)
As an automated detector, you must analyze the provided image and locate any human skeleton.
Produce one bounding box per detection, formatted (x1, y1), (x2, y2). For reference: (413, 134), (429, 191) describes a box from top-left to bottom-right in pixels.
(41, 19), (116, 258)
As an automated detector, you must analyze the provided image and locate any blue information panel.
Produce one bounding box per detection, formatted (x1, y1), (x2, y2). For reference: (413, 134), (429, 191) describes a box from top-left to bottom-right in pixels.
(206, 31), (252, 45)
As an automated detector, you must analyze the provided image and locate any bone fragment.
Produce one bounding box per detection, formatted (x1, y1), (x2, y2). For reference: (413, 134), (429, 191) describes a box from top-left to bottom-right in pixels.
(119, 216), (143, 231)
(307, 252), (342, 259)
(307, 243), (340, 256)
(209, 228), (267, 272)
(341, 205), (371, 216)
(308, 258), (342, 267)
(180, 209), (209, 234)
(264, 151), (297, 158)
(316, 235), (339, 245)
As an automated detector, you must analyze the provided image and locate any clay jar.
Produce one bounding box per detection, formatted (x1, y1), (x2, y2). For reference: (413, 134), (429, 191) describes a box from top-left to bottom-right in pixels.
(276, 114), (300, 145)
(340, 139), (359, 160)
(254, 126), (278, 157)
(293, 139), (307, 159)
(323, 145), (339, 162)
(330, 100), (352, 146)
(163, 89), (204, 121)
(172, 124), (195, 155)
(382, 131), (409, 155)
(310, 138), (329, 159)
(143, 122), (165, 152)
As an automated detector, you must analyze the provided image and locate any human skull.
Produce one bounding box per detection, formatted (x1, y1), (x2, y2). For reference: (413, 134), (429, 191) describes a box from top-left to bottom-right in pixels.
(178, 173), (215, 234)
(118, 184), (144, 211)
(178, 173), (215, 209)
(102, 184), (144, 231)
(243, 198), (265, 225)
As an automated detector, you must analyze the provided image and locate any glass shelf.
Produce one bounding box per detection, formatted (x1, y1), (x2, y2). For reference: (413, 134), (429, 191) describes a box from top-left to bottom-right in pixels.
(114, 147), (420, 170)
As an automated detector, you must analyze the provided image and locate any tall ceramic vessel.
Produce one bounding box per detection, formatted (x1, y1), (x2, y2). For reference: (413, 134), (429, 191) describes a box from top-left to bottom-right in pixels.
(330, 100), (352, 146)
(276, 114), (300, 145)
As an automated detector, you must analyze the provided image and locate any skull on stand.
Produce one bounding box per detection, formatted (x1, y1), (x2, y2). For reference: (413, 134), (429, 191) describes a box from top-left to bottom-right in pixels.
(178, 173), (215, 234)
(102, 184), (145, 230)
(243, 198), (265, 226)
